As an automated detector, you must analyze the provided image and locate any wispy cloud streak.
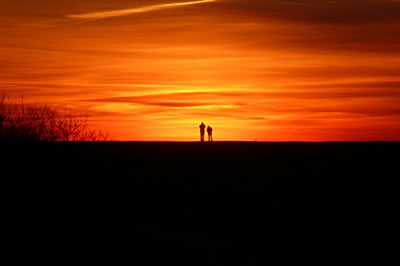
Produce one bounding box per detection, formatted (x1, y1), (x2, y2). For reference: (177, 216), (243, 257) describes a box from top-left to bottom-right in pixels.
(66, 0), (217, 20)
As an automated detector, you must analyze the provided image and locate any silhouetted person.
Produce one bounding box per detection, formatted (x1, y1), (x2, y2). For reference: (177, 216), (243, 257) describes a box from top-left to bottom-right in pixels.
(207, 125), (213, 142)
(199, 122), (206, 142)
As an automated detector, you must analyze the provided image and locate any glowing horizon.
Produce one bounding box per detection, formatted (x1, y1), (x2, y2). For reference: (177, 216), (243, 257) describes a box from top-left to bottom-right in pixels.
(1, 0), (400, 141)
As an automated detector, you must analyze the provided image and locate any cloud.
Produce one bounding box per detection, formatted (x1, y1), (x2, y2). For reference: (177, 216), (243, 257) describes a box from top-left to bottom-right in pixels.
(2, 0), (400, 140)
(219, 0), (400, 24)
(88, 92), (229, 108)
(66, 0), (217, 21)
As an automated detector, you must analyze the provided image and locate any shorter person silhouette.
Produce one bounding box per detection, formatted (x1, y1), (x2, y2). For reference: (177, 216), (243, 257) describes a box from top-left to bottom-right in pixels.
(199, 122), (206, 142)
(207, 125), (213, 142)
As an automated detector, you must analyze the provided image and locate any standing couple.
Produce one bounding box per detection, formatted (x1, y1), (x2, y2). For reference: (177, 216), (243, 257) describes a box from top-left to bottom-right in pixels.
(199, 122), (213, 142)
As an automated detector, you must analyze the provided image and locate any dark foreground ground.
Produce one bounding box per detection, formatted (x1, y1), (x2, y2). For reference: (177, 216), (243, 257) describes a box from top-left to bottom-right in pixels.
(3, 141), (398, 264)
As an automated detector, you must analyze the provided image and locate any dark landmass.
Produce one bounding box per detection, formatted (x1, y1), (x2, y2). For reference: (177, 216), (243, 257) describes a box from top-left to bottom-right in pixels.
(3, 142), (398, 264)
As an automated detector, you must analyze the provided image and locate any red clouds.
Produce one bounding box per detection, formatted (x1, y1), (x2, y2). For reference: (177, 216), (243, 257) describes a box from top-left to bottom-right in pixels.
(0, 0), (399, 140)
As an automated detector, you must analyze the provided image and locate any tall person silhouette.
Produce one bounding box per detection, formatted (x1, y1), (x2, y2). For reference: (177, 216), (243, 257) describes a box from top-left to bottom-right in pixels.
(207, 125), (213, 142)
(199, 122), (206, 142)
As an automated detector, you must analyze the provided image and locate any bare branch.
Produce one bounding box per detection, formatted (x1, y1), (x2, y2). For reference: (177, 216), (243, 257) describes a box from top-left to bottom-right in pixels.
(0, 95), (108, 142)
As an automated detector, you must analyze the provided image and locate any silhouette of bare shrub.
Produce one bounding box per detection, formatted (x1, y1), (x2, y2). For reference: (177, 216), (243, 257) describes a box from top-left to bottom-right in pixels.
(0, 94), (108, 142)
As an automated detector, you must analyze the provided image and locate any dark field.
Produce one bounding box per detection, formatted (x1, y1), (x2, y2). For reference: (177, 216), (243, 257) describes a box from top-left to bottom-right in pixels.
(4, 142), (398, 264)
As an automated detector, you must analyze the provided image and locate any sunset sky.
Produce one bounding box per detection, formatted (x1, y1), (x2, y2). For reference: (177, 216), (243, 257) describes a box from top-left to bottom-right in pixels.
(1, 0), (400, 141)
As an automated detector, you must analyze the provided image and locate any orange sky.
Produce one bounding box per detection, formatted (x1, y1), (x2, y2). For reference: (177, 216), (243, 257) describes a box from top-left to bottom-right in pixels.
(1, 0), (400, 141)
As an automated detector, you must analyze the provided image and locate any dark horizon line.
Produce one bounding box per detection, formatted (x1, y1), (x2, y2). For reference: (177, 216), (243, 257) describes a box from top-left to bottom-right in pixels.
(69, 140), (400, 143)
(2, 140), (399, 144)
